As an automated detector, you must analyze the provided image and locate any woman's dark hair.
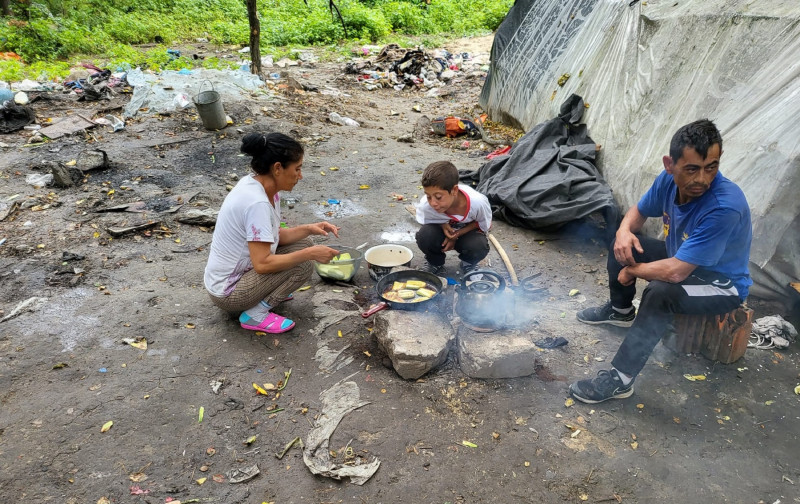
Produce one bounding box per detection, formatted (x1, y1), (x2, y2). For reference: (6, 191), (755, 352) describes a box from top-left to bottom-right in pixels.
(241, 132), (304, 175)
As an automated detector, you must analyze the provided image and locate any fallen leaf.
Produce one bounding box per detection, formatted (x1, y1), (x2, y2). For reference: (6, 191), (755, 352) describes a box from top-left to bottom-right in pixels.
(337, 330), (343, 338)
(636, 403), (644, 409)
(329, 166), (339, 171)
(52, 362), (69, 369)
(579, 494), (588, 502)
(298, 285), (311, 291)
(206, 447), (216, 456)
(185, 323), (196, 329)
(765, 400), (775, 406)
(565, 398), (574, 407)
(569, 289), (580, 297)
(212, 474), (224, 483)
(673, 417), (681, 424)
(244, 435), (257, 445)
(196, 477), (207, 485)
(198, 406), (204, 423)
(101, 420), (113, 433)
(524, 461), (530, 467)
(97, 498), (110, 504)
(570, 429), (581, 438)
(363, 351), (372, 357)
(381, 388), (387, 394)
(683, 374), (706, 381)
(129, 472), (147, 482)
(794, 384), (800, 395)
(122, 337), (148, 350)
(492, 432), (500, 440)
(253, 383), (269, 395)
(358, 184), (370, 190)
(461, 440), (478, 448)
(630, 441), (638, 449)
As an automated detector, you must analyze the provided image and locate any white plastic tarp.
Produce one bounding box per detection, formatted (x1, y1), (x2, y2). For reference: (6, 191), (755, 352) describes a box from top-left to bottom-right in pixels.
(481, 0), (800, 302)
(123, 67), (265, 117)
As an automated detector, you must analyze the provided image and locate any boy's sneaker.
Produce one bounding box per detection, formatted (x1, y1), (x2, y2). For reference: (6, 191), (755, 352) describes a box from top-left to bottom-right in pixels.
(419, 261), (446, 275)
(569, 369), (634, 404)
(459, 261), (481, 275)
(576, 300), (635, 327)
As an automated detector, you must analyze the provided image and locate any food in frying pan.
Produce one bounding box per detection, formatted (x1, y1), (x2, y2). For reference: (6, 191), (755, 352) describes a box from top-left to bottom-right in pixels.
(382, 279), (437, 303)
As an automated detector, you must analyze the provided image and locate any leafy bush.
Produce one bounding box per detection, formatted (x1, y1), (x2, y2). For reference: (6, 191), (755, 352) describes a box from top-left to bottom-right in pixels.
(0, 0), (513, 79)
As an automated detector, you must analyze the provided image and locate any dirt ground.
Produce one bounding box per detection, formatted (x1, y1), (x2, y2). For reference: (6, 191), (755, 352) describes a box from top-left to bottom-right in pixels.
(1, 35), (799, 504)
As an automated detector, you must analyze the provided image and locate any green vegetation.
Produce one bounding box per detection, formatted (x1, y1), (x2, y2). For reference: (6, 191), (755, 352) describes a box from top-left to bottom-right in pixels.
(0, 0), (511, 81)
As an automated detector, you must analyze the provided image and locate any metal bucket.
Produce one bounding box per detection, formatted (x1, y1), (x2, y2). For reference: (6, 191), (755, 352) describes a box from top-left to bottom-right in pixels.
(193, 82), (226, 130)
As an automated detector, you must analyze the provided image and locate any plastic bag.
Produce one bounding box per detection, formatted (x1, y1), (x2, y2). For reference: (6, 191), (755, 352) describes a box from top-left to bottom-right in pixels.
(26, 173), (53, 188)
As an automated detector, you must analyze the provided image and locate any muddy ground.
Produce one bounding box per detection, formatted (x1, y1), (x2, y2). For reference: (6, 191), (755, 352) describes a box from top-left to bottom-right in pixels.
(1, 35), (799, 504)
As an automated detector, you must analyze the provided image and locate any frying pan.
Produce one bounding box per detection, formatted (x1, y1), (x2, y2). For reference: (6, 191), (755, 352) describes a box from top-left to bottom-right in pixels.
(360, 269), (444, 317)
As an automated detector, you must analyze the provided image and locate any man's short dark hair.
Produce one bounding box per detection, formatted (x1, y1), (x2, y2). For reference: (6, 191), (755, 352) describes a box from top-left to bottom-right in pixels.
(421, 161), (459, 191)
(669, 119), (723, 162)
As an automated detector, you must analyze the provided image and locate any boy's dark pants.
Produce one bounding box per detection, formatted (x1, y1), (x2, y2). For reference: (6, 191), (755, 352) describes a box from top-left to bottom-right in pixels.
(607, 235), (741, 378)
(415, 223), (489, 266)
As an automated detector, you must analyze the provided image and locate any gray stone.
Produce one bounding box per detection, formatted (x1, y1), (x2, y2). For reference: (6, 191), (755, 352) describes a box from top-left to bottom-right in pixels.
(374, 309), (454, 380)
(47, 161), (81, 188)
(76, 149), (108, 172)
(457, 327), (538, 379)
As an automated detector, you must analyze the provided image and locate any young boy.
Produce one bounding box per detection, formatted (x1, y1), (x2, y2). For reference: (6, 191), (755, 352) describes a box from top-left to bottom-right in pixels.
(415, 161), (492, 276)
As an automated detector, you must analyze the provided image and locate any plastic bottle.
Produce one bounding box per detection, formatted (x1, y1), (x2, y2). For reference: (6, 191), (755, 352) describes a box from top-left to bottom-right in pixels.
(329, 112), (360, 127)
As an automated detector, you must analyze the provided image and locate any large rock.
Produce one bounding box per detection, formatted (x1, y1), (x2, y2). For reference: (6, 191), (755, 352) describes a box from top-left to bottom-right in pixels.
(458, 327), (538, 379)
(374, 309), (454, 380)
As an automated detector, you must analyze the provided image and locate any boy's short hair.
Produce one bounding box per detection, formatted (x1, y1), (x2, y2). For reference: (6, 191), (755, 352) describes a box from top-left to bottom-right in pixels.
(421, 161), (459, 191)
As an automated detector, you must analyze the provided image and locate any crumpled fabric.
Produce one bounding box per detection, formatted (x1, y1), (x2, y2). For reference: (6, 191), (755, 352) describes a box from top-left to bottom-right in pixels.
(459, 94), (619, 241)
(749, 315), (797, 349)
(302, 377), (380, 485)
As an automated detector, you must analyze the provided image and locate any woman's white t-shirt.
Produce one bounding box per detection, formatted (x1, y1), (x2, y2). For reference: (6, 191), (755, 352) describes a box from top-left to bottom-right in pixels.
(204, 175), (281, 297)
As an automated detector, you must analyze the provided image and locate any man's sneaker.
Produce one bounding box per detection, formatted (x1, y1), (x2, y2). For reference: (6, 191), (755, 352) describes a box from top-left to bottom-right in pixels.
(569, 369), (634, 404)
(419, 261), (446, 275)
(576, 300), (635, 327)
(459, 261), (481, 276)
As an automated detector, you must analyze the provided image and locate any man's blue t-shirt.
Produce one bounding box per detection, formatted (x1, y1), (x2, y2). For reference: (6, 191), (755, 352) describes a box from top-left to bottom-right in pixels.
(637, 171), (752, 300)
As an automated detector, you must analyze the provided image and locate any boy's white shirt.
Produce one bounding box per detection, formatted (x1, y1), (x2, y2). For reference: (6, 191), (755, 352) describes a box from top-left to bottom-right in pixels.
(415, 183), (492, 232)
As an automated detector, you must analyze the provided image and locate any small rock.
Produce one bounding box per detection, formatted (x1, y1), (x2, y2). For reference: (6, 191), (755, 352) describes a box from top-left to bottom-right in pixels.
(397, 133), (414, 143)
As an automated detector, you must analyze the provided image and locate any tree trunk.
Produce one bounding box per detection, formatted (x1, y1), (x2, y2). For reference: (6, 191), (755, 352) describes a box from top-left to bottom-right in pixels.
(246, 0), (262, 77)
(1, 0), (12, 17)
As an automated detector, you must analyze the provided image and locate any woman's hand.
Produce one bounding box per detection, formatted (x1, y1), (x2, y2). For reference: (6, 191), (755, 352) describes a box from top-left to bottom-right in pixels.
(307, 245), (341, 263)
(307, 222), (340, 238)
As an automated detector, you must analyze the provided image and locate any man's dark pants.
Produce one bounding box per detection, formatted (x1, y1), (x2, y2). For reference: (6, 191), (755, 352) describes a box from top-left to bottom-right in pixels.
(608, 236), (741, 378)
(415, 224), (489, 266)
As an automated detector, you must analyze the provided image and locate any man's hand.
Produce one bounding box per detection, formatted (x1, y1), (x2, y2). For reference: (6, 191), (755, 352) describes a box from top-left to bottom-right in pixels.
(307, 222), (340, 238)
(618, 266), (636, 286)
(441, 236), (457, 252)
(613, 228), (644, 266)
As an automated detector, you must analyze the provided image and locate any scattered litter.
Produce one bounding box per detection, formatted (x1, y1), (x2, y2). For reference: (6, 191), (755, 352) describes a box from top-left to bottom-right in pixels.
(39, 114), (96, 139)
(536, 336), (568, 349)
(25, 173), (53, 188)
(568, 289), (580, 297)
(461, 440), (478, 448)
(101, 420), (113, 432)
(329, 112), (360, 127)
(210, 380), (223, 394)
(122, 337), (148, 350)
(0, 101), (36, 133)
(302, 376), (380, 485)
(129, 485), (149, 495)
(749, 315), (797, 350)
(0, 296), (48, 323)
(198, 406), (204, 423)
(226, 464), (260, 484)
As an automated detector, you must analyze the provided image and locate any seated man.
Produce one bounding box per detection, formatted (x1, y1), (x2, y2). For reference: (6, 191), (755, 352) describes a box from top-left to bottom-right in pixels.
(569, 119), (752, 404)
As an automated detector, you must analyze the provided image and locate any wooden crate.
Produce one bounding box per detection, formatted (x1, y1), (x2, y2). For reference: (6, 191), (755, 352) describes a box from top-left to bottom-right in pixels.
(662, 306), (753, 364)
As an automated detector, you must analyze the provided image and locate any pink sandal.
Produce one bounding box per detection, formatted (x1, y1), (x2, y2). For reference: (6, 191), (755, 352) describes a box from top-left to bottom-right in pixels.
(240, 312), (295, 333)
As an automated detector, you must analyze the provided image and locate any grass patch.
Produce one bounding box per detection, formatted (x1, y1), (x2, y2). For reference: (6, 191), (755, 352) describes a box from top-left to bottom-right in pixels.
(0, 0), (511, 81)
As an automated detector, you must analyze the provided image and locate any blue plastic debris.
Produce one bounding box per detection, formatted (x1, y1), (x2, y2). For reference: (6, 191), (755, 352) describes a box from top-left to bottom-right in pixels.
(98, 367), (107, 373)
(327, 199), (340, 205)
